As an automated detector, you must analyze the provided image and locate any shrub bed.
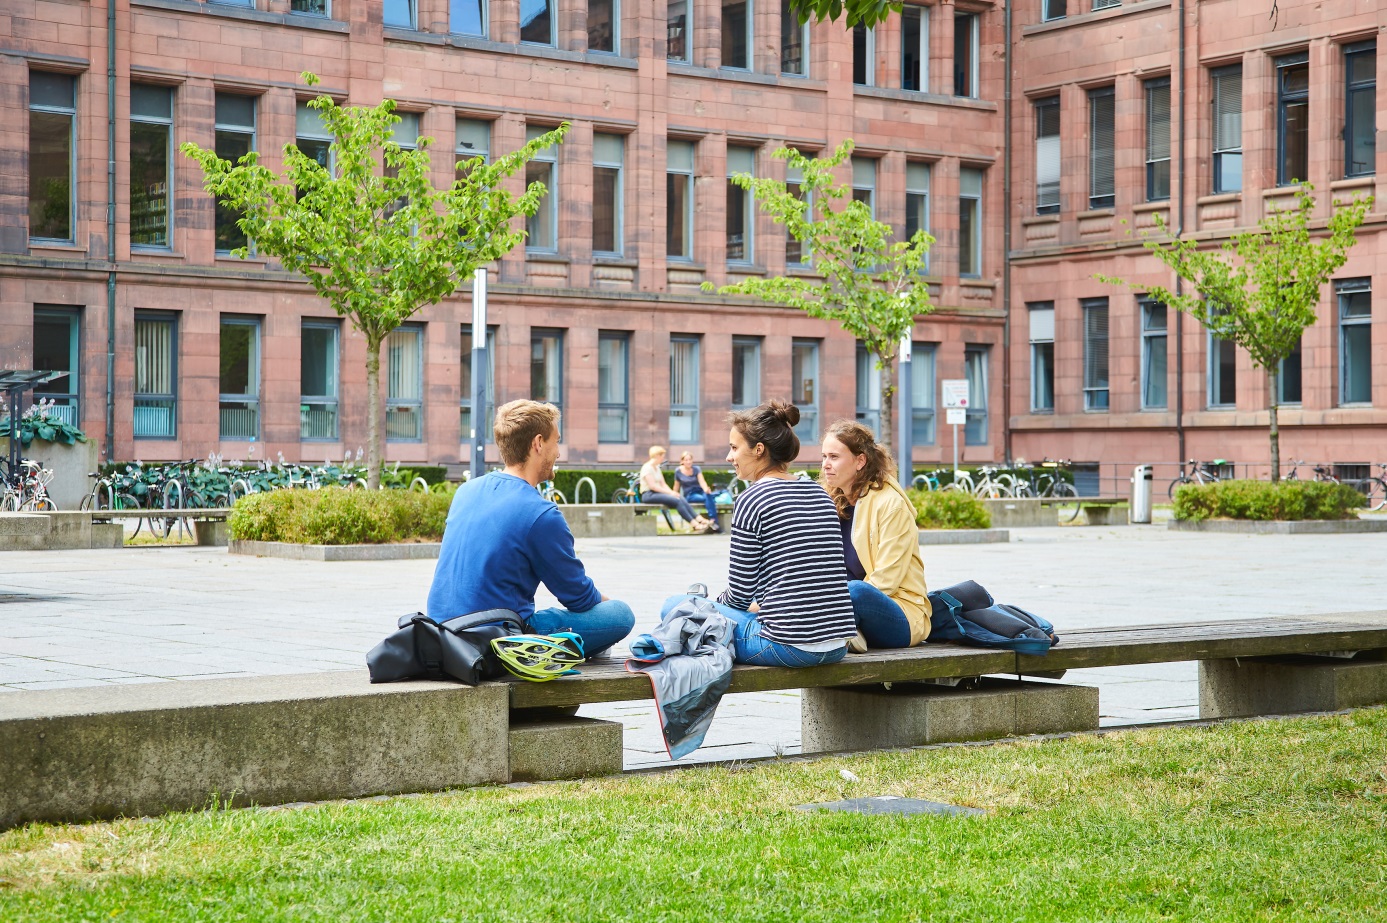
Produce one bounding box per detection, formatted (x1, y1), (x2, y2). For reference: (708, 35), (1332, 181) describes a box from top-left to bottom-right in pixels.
(228, 486), (455, 545)
(1173, 479), (1364, 521)
(907, 488), (991, 530)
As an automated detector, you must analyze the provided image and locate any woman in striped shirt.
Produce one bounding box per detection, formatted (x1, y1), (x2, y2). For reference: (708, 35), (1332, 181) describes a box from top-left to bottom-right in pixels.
(660, 400), (857, 667)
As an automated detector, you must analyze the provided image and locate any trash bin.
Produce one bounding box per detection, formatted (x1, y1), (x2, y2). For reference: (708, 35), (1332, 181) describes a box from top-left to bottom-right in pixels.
(1131, 465), (1153, 524)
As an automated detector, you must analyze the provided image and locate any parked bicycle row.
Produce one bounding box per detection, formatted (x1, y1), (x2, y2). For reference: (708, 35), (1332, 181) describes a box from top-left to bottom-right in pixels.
(1170, 458), (1387, 509)
(0, 457), (56, 512)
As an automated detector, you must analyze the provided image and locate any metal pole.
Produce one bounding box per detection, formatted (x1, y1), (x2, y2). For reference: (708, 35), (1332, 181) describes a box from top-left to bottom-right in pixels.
(897, 332), (912, 488)
(953, 423), (959, 476)
(468, 268), (488, 480)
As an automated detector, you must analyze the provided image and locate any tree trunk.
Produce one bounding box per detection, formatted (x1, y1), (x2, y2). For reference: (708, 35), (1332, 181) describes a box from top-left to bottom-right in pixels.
(1267, 366), (1281, 483)
(878, 352), (895, 456)
(366, 336), (382, 490)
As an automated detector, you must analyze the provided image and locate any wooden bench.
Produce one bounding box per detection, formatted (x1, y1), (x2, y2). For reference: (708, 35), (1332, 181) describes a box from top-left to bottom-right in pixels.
(1039, 495), (1128, 524)
(88, 508), (231, 545)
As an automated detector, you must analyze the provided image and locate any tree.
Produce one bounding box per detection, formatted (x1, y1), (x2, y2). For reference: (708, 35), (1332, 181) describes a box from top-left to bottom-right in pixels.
(789, 0), (899, 28)
(182, 74), (565, 487)
(704, 141), (934, 451)
(1102, 185), (1371, 481)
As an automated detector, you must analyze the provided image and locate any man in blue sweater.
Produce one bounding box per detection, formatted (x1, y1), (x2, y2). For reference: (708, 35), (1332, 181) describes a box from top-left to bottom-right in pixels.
(427, 399), (635, 657)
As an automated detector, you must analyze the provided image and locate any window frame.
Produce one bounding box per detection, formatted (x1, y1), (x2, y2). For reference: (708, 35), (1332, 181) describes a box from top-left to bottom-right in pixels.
(28, 71), (77, 245)
(1145, 77), (1171, 202)
(213, 93), (257, 254)
(597, 331), (630, 443)
(300, 319), (341, 442)
(905, 161), (930, 271)
(780, 0), (809, 76)
(133, 311), (179, 441)
(1028, 302), (1055, 413)
(1211, 65), (1243, 194)
(669, 335), (701, 444)
(1337, 278), (1372, 406)
(1082, 297), (1109, 411)
(525, 125), (559, 253)
(385, 323), (425, 444)
(963, 344), (988, 445)
(529, 327), (565, 417)
(448, 0), (486, 34)
(901, 5), (929, 92)
(456, 118), (491, 170)
(295, 100), (335, 175)
(791, 338), (820, 442)
(1042, 0), (1065, 22)
(666, 139), (696, 261)
(851, 156), (876, 217)
(1344, 42), (1376, 179)
(460, 323), (497, 443)
(592, 133), (624, 257)
(1140, 298), (1168, 410)
(32, 306), (81, 425)
(1207, 315), (1237, 409)
(958, 167), (983, 278)
(1035, 95), (1060, 215)
(667, 0), (690, 62)
(289, 0), (329, 17)
(852, 23), (875, 87)
(519, 0), (554, 45)
(910, 341), (937, 446)
(855, 342), (882, 437)
(731, 336), (762, 409)
(129, 83), (175, 250)
(785, 160), (812, 267)
(384, 0), (418, 29)
(1276, 51), (1310, 187)
(1088, 85), (1116, 210)
(218, 315), (261, 442)
(721, 0), (752, 70)
(587, 0), (619, 52)
(726, 144), (756, 264)
(952, 11), (978, 99)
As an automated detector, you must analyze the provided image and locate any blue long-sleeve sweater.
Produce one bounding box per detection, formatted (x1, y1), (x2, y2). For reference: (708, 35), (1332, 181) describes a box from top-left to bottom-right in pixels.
(426, 472), (601, 622)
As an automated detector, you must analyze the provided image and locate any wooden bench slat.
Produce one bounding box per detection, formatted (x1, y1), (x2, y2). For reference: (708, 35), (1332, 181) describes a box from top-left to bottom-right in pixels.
(88, 509), (231, 520)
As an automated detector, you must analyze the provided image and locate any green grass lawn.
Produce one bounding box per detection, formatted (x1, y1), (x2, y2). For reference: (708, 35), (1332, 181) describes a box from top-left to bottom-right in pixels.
(2, 709), (1385, 922)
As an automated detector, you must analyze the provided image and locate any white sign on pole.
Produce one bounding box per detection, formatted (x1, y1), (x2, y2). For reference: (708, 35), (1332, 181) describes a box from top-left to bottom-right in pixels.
(942, 379), (970, 409)
(946, 408), (967, 426)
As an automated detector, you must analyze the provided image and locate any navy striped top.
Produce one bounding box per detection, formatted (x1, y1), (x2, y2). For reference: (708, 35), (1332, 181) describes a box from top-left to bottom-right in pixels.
(717, 477), (857, 647)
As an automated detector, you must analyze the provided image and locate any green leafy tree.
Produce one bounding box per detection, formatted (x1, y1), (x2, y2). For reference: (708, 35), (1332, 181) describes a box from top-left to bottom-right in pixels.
(1102, 185), (1371, 481)
(789, 0), (899, 28)
(704, 141), (934, 451)
(182, 74), (565, 487)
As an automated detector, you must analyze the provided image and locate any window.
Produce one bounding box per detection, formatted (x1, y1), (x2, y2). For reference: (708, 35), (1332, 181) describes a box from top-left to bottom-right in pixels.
(1088, 86), (1115, 209)
(905, 162), (930, 267)
(670, 336), (700, 443)
(593, 133), (623, 255)
(520, 0), (553, 44)
(1082, 298), (1109, 411)
(901, 5), (928, 92)
(1339, 278), (1372, 404)
(953, 12), (977, 98)
(732, 337), (761, 409)
(384, 0), (416, 28)
(911, 342), (936, 445)
(1212, 65), (1243, 193)
(667, 139), (695, 259)
(855, 344), (881, 436)
(130, 84), (173, 249)
(598, 332), (629, 442)
(781, 0), (808, 75)
(851, 156), (875, 215)
(588, 0), (617, 51)
(134, 313), (177, 439)
(301, 321), (339, 440)
(383, 112), (418, 220)
(386, 325), (424, 442)
(791, 339), (819, 441)
(959, 167), (982, 277)
(1208, 312), (1236, 408)
(668, 0), (689, 61)
(213, 94), (256, 253)
(963, 345), (988, 444)
(1029, 302), (1054, 412)
(786, 161), (810, 266)
(1140, 299), (1167, 409)
(526, 126), (558, 251)
(295, 101), (333, 173)
(1145, 78), (1171, 201)
(29, 73), (75, 243)
(291, 0), (328, 16)
(456, 118), (490, 169)
(219, 317), (260, 440)
(530, 329), (564, 422)
(1279, 338), (1302, 405)
(450, 0), (486, 36)
(1092, 0), (1120, 9)
(726, 145), (755, 262)
(1035, 96), (1060, 214)
(721, 0), (750, 69)
(1345, 43), (1376, 177)
(460, 324), (496, 441)
(1277, 52), (1309, 186)
(1042, 0), (1065, 22)
(32, 307), (80, 425)
(852, 24), (874, 86)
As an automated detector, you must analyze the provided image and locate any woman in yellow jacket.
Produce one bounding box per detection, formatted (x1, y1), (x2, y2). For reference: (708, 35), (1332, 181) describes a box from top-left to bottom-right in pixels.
(818, 420), (931, 650)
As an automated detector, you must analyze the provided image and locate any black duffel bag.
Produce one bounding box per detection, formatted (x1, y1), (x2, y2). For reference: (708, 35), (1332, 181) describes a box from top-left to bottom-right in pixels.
(366, 609), (523, 685)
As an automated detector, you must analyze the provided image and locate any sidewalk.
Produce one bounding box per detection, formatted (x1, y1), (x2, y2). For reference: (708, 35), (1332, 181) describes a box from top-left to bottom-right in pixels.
(3, 525), (1385, 769)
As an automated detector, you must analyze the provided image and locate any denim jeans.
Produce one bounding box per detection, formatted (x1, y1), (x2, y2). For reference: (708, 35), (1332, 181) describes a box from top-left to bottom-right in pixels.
(643, 491), (697, 523)
(682, 491), (721, 527)
(528, 598), (636, 658)
(660, 595), (847, 667)
(847, 580), (913, 649)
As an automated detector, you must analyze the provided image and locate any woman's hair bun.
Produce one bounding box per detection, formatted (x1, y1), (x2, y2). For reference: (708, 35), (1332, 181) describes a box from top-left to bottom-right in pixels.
(767, 398), (800, 427)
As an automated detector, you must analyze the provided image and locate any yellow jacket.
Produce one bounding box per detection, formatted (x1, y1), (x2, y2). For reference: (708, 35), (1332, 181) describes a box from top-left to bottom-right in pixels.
(851, 478), (931, 646)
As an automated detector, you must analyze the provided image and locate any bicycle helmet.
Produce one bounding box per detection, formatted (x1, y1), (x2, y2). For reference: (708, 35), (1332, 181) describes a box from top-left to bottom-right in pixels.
(491, 632), (585, 682)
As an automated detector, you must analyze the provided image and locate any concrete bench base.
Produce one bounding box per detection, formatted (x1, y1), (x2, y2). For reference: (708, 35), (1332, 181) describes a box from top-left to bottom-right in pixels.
(981, 498), (1058, 528)
(509, 716), (624, 782)
(0, 512), (124, 551)
(801, 678), (1099, 753)
(1199, 653), (1387, 719)
(1083, 505), (1129, 525)
(193, 519), (228, 546)
(557, 504), (658, 538)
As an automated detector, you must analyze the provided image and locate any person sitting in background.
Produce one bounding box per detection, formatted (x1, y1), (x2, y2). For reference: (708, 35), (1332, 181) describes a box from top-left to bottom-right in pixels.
(426, 399), (635, 657)
(818, 420), (930, 651)
(640, 445), (714, 533)
(673, 451), (722, 533)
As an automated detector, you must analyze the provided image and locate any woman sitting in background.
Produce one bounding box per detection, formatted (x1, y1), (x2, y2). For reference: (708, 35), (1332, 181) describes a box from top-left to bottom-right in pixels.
(640, 446), (714, 533)
(673, 451), (722, 533)
(818, 420), (931, 651)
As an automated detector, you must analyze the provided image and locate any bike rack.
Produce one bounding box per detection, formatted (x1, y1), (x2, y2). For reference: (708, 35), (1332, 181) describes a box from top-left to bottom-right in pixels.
(574, 476), (597, 505)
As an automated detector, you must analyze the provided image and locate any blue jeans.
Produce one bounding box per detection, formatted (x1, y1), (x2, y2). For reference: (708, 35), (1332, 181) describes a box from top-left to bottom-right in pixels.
(682, 491), (721, 527)
(847, 580), (913, 649)
(660, 595), (847, 668)
(528, 599), (636, 658)
(643, 491), (698, 523)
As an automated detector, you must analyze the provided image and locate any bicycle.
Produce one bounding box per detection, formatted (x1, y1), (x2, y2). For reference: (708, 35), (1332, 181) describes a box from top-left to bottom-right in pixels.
(970, 466), (1011, 500)
(1365, 464), (1387, 512)
(1283, 459), (1338, 484)
(911, 470), (947, 492)
(611, 471), (642, 504)
(1168, 459), (1226, 500)
(1, 458), (56, 511)
(537, 479), (567, 504)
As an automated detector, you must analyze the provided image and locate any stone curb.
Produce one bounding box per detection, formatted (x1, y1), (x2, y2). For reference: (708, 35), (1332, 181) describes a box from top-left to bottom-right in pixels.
(918, 528), (1010, 545)
(1167, 519), (1387, 534)
(229, 539), (443, 560)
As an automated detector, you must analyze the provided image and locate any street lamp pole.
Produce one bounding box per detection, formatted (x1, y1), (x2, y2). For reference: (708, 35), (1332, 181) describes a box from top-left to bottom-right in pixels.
(468, 267), (488, 480)
(897, 330), (913, 489)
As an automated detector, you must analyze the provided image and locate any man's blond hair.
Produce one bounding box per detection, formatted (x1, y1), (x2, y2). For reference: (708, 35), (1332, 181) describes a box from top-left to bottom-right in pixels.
(494, 400), (560, 466)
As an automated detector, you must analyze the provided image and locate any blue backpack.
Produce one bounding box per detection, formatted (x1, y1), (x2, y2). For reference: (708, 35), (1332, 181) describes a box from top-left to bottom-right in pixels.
(926, 580), (1059, 656)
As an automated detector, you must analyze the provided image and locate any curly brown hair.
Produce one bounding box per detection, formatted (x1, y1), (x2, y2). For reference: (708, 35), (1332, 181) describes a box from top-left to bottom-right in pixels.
(820, 419), (897, 518)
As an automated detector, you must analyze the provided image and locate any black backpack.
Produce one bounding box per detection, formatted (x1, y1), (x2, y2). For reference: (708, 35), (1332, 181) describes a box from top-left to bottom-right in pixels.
(366, 609), (523, 685)
(926, 580), (1059, 656)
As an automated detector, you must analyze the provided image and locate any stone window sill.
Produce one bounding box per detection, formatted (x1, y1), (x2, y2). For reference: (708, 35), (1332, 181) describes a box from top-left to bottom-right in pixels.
(1197, 192), (1241, 206)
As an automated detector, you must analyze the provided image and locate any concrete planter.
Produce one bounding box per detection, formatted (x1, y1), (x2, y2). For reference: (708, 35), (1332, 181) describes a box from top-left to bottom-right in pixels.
(229, 539), (442, 560)
(918, 528), (1010, 545)
(980, 498), (1058, 528)
(556, 503), (657, 538)
(1168, 518), (1387, 534)
(0, 437), (99, 510)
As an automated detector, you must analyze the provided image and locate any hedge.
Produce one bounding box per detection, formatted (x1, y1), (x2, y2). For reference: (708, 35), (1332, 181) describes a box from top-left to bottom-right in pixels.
(228, 486), (455, 545)
(1173, 479), (1364, 522)
(907, 488), (991, 530)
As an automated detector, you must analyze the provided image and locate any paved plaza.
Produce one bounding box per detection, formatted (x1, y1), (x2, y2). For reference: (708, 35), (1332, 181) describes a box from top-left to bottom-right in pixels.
(2, 524), (1386, 769)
